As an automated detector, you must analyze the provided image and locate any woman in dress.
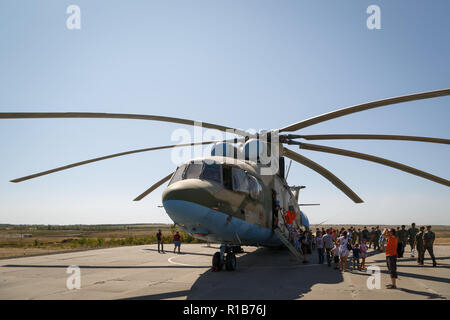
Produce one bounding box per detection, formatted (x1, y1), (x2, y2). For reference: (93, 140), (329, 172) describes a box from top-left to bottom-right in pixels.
(338, 231), (350, 272)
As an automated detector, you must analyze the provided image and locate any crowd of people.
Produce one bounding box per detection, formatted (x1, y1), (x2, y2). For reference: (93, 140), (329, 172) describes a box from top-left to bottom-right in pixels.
(281, 216), (438, 289)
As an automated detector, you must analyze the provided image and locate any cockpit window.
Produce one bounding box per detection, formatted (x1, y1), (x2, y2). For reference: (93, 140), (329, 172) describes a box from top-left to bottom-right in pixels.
(248, 174), (263, 200)
(183, 162), (203, 180)
(232, 168), (249, 193)
(169, 164), (186, 185)
(201, 163), (222, 184)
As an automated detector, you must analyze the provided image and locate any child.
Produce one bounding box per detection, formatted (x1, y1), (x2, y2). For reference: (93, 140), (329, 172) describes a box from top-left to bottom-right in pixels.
(352, 244), (361, 271)
(332, 242), (340, 270)
(360, 240), (368, 270)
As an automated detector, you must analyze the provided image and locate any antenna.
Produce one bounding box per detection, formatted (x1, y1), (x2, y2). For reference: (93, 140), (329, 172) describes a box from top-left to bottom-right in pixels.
(286, 159), (292, 180)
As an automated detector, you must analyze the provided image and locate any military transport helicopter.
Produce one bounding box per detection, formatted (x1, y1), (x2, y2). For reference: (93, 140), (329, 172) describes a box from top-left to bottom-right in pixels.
(1, 88), (449, 271)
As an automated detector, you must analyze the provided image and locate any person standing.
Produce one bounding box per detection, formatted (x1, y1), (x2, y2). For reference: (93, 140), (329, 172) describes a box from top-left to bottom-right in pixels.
(323, 229), (334, 267)
(300, 231), (309, 263)
(332, 242), (340, 270)
(357, 228), (362, 244)
(369, 227), (376, 249)
(362, 227), (369, 242)
(380, 229), (389, 252)
(416, 227), (425, 265)
(156, 229), (164, 253)
(351, 244), (361, 271)
(374, 226), (381, 251)
(332, 229), (337, 241)
(173, 231), (182, 254)
(397, 225), (408, 258)
(385, 229), (398, 289)
(351, 228), (357, 245)
(360, 240), (368, 270)
(424, 226), (437, 267)
(338, 231), (350, 272)
(316, 231), (325, 264)
(408, 223), (419, 257)
(307, 231), (313, 254)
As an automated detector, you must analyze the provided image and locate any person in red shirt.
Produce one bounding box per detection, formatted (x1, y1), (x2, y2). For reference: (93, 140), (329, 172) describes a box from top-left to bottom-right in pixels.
(385, 229), (398, 289)
(173, 231), (182, 254)
(285, 210), (296, 225)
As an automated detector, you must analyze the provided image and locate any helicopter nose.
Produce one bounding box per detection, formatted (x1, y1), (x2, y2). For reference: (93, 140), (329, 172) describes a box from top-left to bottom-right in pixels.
(162, 179), (212, 206)
(162, 180), (217, 236)
(162, 180), (208, 203)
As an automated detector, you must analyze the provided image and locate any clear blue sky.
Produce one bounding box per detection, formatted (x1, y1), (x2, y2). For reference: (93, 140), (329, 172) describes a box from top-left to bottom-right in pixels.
(0, 0), (449, 225)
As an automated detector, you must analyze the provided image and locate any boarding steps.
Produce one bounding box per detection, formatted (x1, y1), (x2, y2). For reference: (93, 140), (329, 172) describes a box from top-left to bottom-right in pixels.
(274, 228), (304, 262)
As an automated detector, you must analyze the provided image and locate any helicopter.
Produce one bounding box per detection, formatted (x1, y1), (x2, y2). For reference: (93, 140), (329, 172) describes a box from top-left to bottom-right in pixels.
(1, 88), (449, 271)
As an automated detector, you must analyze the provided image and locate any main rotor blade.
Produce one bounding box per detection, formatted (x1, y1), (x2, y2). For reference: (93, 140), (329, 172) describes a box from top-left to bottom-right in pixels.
(298, 142), (450, 187)
(0, 112), (247, 136)
(133, 172), (174, 201)
(299, 134), (450, 145)
(279, 88), (450, 132)
(283, 148), (364, 203)
(10, 139), (237, 183)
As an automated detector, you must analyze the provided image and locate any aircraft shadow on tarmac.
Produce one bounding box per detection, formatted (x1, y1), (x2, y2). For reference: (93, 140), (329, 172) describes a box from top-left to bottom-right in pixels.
(188, 247), (345, 300)
(125, 247), (345, 300)
(143, 248), (212, 257)
(3, 264), (208, 269)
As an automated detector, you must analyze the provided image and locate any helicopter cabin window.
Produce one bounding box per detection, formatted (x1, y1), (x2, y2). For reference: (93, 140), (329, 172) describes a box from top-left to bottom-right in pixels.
(248, 174), (262, 200)
(232, 168), (249, 194)
(169, 164), (186, 185)
(200, 163), (222, 184)
(183, 162), (203, 180)
(222, 166), (233, 190)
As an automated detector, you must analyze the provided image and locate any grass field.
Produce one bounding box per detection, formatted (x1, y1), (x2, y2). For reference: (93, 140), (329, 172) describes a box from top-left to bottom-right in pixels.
(0, 224), (203, 259)
(0, 223), (448, 259)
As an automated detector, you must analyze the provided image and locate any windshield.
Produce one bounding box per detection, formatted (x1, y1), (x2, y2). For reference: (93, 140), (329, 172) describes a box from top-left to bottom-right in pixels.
(170, 161), (222, 185)
(201, 163), (222, 184)
(169, 164), (186, 185)
(184, 162), (203, 180)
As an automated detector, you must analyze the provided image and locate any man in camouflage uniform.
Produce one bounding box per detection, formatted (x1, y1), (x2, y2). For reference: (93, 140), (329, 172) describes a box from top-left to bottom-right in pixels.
(369, 227), (376, 249)
(374, 226), (381, 251)
(424, 226), (437, 267)
(408, 223), (419, 257)
(351, 227), (357, 244)
(397, 225), (408, 258)
(416, 226), (425, 265)
(362, 227), (369, 242)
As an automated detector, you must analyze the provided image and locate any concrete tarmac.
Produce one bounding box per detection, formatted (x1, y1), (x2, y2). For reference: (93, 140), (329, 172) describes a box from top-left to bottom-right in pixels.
(0, 244), (448, 300)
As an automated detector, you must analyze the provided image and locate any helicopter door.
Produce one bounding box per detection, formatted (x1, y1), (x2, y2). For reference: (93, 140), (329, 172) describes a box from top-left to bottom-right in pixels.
(271, 190), (277, 230)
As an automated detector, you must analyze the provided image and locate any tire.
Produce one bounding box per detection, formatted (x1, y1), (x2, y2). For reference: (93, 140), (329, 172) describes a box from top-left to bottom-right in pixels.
(225, 253), (237, 271)
(212, 252), (222, 271)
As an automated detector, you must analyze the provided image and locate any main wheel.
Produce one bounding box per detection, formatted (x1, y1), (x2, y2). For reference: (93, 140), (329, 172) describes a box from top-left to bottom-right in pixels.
(225, 253), (237, 271)
(212, 252), (222, 271)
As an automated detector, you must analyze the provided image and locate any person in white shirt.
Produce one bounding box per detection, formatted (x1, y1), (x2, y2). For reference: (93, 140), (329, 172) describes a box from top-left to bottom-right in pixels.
(322, 229), (334, 267)
(338, 231), (350, 272)
(316, 231), (324, 264)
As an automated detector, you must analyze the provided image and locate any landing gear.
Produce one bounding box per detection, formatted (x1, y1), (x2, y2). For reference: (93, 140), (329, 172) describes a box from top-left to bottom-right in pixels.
(225, 252), (236, 271)
(212, 252), (223, 271)
(231, 245), (244, 254)
(212, 244), (239, 271)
